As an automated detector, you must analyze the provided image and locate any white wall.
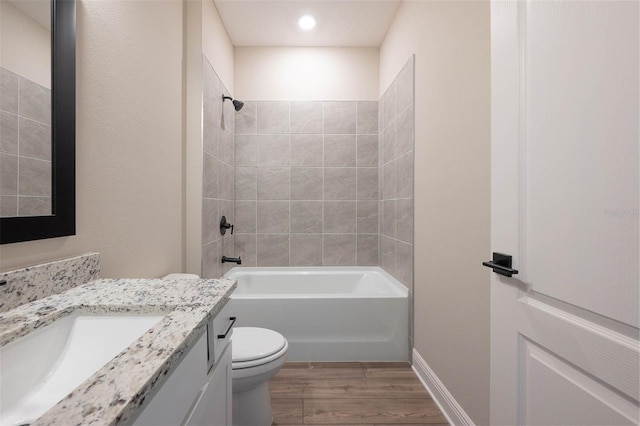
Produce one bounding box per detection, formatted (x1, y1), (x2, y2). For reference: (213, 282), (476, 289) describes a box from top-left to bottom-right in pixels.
(380, 2), (491, 424)
(0, 0), (184, 278)
(234, 47), (379, 100)
(202, 0), (234, 92)
(0, 0), (51, 88)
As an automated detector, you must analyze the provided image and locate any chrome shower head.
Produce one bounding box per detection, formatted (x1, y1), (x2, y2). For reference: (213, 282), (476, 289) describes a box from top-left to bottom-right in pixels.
(222, 95), (244, 111)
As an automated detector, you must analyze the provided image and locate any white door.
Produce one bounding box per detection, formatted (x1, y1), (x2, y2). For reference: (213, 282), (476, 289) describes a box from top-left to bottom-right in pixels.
(490, 1), (639, 425)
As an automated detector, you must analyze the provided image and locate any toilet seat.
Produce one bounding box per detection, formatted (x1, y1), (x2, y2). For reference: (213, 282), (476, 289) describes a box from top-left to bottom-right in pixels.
(231, 327), (287, 370)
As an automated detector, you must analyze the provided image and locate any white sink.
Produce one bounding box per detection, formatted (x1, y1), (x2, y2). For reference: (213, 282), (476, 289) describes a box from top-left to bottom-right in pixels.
(0, 314), (164, 426)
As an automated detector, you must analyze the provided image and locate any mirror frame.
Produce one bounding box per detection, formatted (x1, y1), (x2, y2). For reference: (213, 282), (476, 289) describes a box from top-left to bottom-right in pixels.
(0, 0), (76, 244)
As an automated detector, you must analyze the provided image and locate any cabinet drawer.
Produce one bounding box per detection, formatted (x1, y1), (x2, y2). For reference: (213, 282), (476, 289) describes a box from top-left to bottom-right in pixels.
(207, 300), (235, 368)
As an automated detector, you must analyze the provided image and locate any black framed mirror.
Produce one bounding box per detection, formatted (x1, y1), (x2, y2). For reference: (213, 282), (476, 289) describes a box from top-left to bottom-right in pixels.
(0, 0), (75, 244)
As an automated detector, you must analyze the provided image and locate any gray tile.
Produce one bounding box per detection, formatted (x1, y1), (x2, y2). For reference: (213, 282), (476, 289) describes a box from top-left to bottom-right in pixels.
(324, 168), (356, 200)
(380, 235), (396, 277)
(323, 102), (356, 134)
(235, 200), (256, 233)
(203, 153), (219, 198)
(19, 157), (51, 196)
(323, 234), (356, 266)
(357, 234), (378, 266)
(257, 234), (289, 266)
(382, 80), (397, 130)
(235, 134), (257, 166)
(357, 168), (378, 200)
(0, 112), (19, 154)
(202, 108), (219, 158)
(258, 101), (289, 134)
(235, 167), (257, 200)
(257, 134), (289, 166)
(18, 196), (51, 216)
(0, 195), (17, 216)
(290, 201), (323, 233)
(396, 152), (414, 199)
(290, 101), (323, 134)
(378, 128), (385, 167)
(19, 77), (50, 125)
(291, 167), (323, 200)
(234, 234), (257, 267)
(397, 56), (414, 114)
(222, 235), (235, 275)
(0, 68), (19, 114)
(395, 240), (413, 290)
(0, 153), (18, 195)
(324, 135), (356, 167)
(219, 162), (233, 200)
(257, 201), (289, 233)
(382, 120), (396, 165)
(382, 161), (396, 200)
(19, 118), (51, 161)
(383, 200), (396, 238)
(324, 201), (357, 233)
(290, 134), (323, 167)
(235, 101), (257, 134)
(203, 198), (219, 245)
(356, 201), (378, 234)
(202, 239), (223, 279)
(356, 135), (378, 167)
(395, 198), (414, 244)
(219, 117), (233, 165)
(357, 101), (378, 134)
(257, 167), (289, 200)
(290, 234), (323, 266)
(396, 103), (414, 157)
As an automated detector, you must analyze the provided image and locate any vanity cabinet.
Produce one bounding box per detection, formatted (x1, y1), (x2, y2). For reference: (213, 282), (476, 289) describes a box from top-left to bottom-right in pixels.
(132, 301), (235, 426)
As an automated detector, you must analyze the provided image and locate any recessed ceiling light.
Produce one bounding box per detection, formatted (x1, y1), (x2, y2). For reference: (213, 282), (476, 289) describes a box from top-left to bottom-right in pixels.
(298, 15), (316, 31)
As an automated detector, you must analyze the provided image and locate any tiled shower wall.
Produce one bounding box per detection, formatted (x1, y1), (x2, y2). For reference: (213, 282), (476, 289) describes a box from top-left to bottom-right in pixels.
(201, 57), (235, 278)
(233, 100), (379, 266)
(0, 67), (52, 217)
(379, 56), (415, 347)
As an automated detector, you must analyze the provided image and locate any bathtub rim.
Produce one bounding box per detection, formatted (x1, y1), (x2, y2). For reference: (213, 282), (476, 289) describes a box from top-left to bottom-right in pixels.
(224, 266), (409, 299)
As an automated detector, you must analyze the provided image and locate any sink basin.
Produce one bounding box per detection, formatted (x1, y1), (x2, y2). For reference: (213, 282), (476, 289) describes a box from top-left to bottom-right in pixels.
(0, 314), (164, 426)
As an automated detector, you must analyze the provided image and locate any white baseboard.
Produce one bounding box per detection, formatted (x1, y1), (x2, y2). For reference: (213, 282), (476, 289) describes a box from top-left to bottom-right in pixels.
(412, 348), (475, 426)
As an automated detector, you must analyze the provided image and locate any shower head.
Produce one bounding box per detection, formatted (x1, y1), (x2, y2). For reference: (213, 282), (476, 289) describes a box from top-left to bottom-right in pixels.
(232, 99), (244, 111)
(222, 95), (244, 111)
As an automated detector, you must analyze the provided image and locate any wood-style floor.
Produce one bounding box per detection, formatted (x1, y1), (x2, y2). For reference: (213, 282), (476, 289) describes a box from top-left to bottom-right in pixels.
(268, 362), (449, 425)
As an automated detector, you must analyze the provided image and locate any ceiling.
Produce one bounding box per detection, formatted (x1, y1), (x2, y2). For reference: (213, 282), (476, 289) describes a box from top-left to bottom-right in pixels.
(213, 0), (402, 47)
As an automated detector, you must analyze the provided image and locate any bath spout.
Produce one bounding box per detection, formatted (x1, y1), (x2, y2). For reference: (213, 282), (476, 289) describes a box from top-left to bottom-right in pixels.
(221, 256), (242, 265)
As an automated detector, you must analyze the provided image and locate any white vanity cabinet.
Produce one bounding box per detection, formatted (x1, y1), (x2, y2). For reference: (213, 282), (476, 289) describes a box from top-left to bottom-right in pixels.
(132, 302), (235, 426)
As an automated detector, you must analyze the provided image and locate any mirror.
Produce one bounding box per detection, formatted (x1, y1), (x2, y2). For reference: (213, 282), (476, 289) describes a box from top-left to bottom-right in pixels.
(0, 0), (75, 244)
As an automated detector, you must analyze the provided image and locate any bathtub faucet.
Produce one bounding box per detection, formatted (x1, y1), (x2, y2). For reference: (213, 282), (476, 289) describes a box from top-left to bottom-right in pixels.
(221, 256), (242, 265)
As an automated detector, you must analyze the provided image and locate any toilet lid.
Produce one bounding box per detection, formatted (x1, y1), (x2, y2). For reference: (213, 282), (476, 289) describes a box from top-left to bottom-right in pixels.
(231, 327), (287, 362)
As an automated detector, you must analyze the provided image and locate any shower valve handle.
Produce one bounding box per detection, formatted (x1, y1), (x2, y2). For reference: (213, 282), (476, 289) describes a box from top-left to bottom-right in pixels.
(220, 216), (234, 235)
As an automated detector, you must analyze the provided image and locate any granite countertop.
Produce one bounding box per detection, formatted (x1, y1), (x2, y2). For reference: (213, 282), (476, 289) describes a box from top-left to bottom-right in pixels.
(0, 277), (236, 426)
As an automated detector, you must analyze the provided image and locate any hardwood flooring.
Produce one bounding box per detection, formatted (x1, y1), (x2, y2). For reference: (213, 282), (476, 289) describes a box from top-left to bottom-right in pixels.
(268, 362), (449, 425)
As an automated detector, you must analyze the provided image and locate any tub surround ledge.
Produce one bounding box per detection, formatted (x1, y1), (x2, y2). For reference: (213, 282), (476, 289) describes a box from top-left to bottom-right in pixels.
(0, 277), (236, 426)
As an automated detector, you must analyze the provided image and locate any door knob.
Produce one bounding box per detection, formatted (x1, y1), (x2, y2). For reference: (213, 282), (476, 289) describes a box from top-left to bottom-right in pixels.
(482, 252), (519, 277)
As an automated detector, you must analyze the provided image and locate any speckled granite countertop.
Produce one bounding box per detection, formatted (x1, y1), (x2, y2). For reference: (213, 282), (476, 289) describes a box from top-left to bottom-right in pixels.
(0, 277), (236, 426)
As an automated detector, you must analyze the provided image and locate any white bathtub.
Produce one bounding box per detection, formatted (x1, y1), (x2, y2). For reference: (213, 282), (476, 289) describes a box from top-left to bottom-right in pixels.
(223, 267), (408, 362)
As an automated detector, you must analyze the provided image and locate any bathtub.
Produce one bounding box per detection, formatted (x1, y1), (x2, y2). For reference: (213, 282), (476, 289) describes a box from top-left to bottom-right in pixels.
(223, 267), (408, 362)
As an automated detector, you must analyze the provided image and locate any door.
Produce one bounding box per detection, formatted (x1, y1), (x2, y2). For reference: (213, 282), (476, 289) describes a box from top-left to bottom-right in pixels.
(490, 1), (639, 424)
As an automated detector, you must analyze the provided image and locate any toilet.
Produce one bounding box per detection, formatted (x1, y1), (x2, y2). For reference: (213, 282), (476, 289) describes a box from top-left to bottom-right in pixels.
(162, 274), (288, 426)
(231, 327), (288, 426)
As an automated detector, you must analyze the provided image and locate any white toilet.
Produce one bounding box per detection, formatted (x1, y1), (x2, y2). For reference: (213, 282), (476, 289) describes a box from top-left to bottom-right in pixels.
(231, 327), (288, 426)
(162, 274), (288, 426)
